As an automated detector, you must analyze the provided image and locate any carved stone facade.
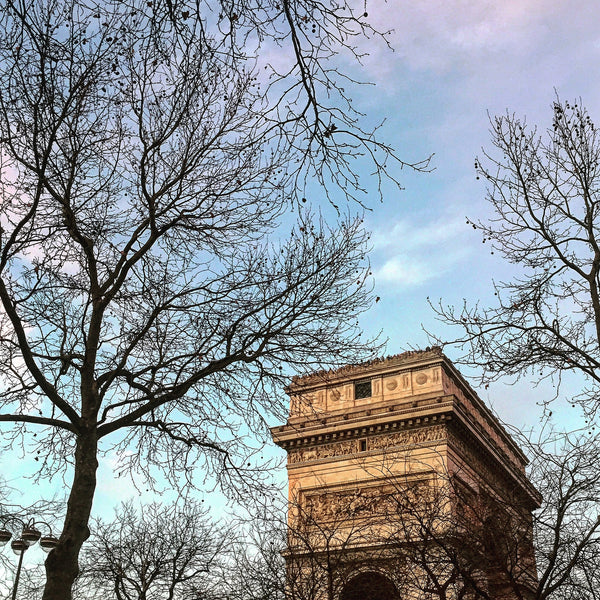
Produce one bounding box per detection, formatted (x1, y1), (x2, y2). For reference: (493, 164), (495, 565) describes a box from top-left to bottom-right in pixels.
(287, 424), (448, 465)
(272, 348), (541, 600)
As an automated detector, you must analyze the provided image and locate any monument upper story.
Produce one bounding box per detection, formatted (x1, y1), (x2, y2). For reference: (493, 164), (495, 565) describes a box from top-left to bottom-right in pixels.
(272, 347), (539, 507)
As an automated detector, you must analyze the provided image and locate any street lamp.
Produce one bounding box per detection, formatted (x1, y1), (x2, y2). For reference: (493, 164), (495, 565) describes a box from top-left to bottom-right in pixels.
(0, 518), (59, 600)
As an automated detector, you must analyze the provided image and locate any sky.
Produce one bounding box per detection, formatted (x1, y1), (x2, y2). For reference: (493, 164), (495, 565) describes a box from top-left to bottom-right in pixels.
(3, 2), (600, 574)
(346, 0), (600, 428)
(95, 0), (600, 505)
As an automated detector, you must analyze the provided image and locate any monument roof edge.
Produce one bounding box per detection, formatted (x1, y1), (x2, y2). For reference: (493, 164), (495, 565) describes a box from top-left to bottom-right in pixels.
(285, 347), (445, 392)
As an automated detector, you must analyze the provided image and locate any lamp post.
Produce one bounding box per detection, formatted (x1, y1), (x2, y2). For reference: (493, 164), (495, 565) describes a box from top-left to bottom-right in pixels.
(0, 518), (59, 599)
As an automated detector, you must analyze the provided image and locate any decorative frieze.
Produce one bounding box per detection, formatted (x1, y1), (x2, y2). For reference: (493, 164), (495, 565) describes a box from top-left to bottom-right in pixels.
(304, 487), (384, 520)
(288, 424), (447, 464)
(289, 439), (359, 463)
(302, 480), (432, 522)
(369, 424), (446, 451)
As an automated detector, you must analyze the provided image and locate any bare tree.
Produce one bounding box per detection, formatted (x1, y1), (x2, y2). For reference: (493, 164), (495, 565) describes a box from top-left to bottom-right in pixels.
(383, 473), (537, 600)
(77, 501), (227, 600)
(225, 507), (288, 600)
(72, 445), (600, 600)
(426, 96), (600, 597)
(377, 433), (600, 600)
(231, 493), (401, 600)
(284, 495), (376, 600)
(430, 98), (600, 418)
(227, 474), (531, 600)
(513, 426), (600, 600)
(0, 0), (429, 597)
(244, 477), (490, 600)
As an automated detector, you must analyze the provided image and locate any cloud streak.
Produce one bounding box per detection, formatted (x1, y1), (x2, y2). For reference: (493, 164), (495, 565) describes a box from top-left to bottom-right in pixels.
(371, 214), (472, 289)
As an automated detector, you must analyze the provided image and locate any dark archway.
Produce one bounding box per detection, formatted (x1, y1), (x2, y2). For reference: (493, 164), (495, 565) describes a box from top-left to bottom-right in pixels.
(340, 571), (399, 600)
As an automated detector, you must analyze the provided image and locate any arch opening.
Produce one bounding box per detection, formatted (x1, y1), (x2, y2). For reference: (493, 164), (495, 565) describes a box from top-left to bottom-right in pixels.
(340, 571), (399, 600)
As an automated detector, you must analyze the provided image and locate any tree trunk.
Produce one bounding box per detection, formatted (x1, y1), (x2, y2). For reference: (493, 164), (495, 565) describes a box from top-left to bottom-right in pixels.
(43, 432), (98, 600)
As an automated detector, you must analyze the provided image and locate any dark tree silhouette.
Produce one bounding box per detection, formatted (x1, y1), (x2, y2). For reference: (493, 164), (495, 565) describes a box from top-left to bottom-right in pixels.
(78, 501), (227, 600)
(515, 426), (600, 600)
(0, 0), (428, 597)
(381, 470), (538, 600)
(262, 440), (599, 600)
(427, 97), (600, 598)
(431, 98), (600, 419)
(225, 508), (287, 600)
(378, 433), (600, 600)
(230, 492), (396, 600)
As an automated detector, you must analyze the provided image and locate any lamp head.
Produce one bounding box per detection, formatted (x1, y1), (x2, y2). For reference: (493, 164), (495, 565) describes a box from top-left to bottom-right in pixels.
(11, 539), (28, 555)
(39, 535), (59, 552)
(21, 527), (41, 547)
(0, 529), (11, 546)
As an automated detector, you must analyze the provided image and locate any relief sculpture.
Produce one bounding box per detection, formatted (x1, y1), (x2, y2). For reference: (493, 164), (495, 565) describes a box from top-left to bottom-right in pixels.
(369, 424), (446, 451)
(288, 425), (446, 464)
(302, 482), (429, 522)
(289, 439), (359, 463)
(304, 488), (383, 520)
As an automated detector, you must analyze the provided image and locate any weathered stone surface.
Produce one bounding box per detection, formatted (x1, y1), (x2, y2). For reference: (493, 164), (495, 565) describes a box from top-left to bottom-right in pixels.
(272, 348), (540, 600)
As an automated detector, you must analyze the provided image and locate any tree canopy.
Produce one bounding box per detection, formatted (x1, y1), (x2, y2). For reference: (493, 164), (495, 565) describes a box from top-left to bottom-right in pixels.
(432, 99), (600, 418)
(0, 0), (425, 597)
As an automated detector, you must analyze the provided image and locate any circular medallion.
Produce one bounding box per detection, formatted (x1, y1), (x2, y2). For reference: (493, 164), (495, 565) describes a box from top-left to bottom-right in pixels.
(415, 373), (428, 385)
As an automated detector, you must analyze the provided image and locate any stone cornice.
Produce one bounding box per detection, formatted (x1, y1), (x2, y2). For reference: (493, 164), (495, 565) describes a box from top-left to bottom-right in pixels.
(282, 350), (529, 470)
(271, 395), (454, 448)
(272, 391), (540, 508)
(286, 347), (444, 392)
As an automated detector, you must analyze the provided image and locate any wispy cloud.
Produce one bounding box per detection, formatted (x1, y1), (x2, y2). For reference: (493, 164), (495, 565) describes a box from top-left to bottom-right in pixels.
(373, 216), (467, 249)
(363, 0), (569, 69)
(371, 214), (472, 289)
(356, 0), (600, 110)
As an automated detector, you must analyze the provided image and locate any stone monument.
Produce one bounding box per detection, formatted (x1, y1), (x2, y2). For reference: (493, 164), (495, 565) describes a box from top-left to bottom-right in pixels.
(271, 348), (540, 600)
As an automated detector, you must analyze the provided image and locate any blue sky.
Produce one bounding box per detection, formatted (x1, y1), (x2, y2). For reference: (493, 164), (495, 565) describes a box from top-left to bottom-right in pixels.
(3, 0), (600, 539)
(345, 0), (600, 429)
